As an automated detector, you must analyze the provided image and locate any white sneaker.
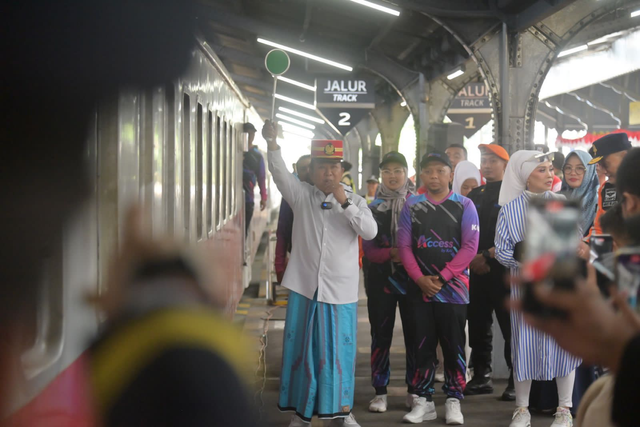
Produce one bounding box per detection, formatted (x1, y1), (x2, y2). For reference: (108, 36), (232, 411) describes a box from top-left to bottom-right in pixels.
(445, 398), (464, 425)
(550, 407), (573, 427)
(402, 396), (437, 423)
(369, 395), (387, 413)
(288, 414), (308, 427)
(328, 413), (361, 426)
(509, 407), (531, 427)
(406, 393), (417, 409)
(435, 372), (446, 383)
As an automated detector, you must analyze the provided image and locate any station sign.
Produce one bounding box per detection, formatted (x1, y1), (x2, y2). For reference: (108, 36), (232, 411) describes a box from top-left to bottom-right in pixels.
(447, 82), (493, 138)
(315, 77), (376, 135)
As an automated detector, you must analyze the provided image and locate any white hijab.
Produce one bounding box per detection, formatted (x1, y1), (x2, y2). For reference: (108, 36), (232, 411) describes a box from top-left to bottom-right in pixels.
(498, 150), (546, 206)
(452, 161), (482, 195)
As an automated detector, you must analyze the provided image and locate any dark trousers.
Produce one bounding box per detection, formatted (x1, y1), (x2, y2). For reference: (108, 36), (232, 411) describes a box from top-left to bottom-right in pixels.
(245, 201), (254, 237)
(366, 270), (414, 395)
(406, 298), (467, 400)
(468, 261), (512, 375)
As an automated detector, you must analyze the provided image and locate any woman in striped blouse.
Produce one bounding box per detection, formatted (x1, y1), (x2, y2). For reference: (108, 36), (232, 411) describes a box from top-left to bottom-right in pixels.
(495, 151), (582, 427)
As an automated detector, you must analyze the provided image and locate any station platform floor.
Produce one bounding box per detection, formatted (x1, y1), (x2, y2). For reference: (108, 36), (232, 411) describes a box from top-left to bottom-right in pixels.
(236, 241), (561, 427)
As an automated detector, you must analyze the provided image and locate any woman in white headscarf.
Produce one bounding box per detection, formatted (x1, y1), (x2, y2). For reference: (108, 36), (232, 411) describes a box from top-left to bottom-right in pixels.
(495, 150), (582, 427)
(452, 160), (482, 197)
(362, 151), (416, 413)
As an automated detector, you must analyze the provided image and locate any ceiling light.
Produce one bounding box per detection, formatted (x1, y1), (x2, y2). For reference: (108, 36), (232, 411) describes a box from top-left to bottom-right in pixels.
(557, 44), (588, 58)
(348, 0), (400, 16)
(281, 132), (312, 143)
(275, 113), (316, 130)
(631, 9), (640, 17)
(447, 66), (465, 80)
(257, 38), (353, 71)
(587, 31), (624, 46)
(278, 107), (325, 124)
(280, 122), (315, 138)
(274, 94), (316, 110)
(277, 76), (316, 92)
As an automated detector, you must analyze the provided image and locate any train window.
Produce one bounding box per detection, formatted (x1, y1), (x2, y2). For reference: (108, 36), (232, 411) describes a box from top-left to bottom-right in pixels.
(165, 84), (175, 235)
(196, 103), (203, 241)
(221, 120), (228, 223)
(229, 124), (236, 216)
(141, 90), (154, 216)
(206, 110), (213, 236)
(232, 125), (239, 216)
(215, 115), (222, 229)
(182, 93), (191, 240)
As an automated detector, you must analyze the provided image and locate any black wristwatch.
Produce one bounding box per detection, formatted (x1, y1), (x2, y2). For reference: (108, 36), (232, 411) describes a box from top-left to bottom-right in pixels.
(341, 199), (352, 210)
(436, 273), (446, 284)
(481, 249), (491, 260)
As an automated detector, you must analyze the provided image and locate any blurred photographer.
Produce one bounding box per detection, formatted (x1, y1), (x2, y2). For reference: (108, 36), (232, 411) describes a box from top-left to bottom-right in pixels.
(520, 148), (640, 427)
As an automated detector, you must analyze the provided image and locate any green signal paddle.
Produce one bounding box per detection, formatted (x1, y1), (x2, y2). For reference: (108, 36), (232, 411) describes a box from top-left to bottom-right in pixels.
(265, 49), (291, 121)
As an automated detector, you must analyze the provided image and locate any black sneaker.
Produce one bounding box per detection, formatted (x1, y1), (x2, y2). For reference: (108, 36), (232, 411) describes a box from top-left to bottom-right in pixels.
(464, 376), (494, 395)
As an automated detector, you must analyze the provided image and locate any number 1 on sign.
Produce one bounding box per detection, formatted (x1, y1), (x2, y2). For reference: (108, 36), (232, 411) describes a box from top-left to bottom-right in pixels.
(465, 117), (475, 129)
(339, 112), (351, 126)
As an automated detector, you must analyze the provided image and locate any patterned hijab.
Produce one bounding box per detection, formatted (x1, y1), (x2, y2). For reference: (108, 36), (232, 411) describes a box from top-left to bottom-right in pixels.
(562, 150), (599, 234)
(376, 167), (416, 246)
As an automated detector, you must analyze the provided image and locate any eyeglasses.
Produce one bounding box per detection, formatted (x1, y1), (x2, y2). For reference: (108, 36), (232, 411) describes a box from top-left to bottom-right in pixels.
(562, 166), (587, 175)
(381, 168), (405, 177)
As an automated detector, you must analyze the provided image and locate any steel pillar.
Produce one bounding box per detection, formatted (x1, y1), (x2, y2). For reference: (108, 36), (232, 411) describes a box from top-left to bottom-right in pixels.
(401, 58), (481, 162)
(343, 131), (362, 190)
(431, 0), (633, 153)
(354, 114), (380, 183)
(371, 102), (410, 155)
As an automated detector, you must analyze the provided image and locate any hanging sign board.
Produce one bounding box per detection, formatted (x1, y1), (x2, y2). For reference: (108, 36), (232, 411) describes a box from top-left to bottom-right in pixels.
(446, 82), (492, 138)
(315, 77), (376, 135)
(316, 109), (371, 136)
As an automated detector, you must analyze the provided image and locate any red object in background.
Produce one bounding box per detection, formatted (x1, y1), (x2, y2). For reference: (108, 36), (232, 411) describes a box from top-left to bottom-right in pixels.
(5, 354), (95, 427)
(522, 253), (557, 283)
(556, 129), (640, 145)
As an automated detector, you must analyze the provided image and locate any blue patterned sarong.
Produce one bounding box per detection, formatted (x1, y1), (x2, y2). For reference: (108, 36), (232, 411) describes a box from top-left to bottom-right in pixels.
(278, 290), (357, 421)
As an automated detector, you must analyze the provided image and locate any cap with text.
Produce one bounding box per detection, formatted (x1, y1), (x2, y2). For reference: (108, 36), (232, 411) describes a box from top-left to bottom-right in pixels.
(311, 140), (344, 160)
(478, 144), (510, 162)
(588, 132), (632, 164)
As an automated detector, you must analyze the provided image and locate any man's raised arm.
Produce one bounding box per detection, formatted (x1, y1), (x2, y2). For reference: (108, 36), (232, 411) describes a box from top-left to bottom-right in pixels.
(264, 121), (303, 207)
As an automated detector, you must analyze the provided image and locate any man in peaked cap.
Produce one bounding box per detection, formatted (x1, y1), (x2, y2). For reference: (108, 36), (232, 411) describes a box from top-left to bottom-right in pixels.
(588, 132), (632, 235)
(263, 121), (377, 427)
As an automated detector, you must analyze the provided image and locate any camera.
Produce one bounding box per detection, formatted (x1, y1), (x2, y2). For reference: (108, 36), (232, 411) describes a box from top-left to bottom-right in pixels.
(521, 198), (583, 318)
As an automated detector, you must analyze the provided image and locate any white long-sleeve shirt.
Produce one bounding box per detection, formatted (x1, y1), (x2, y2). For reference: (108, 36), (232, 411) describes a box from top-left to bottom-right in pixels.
(268, 149), (377, 304)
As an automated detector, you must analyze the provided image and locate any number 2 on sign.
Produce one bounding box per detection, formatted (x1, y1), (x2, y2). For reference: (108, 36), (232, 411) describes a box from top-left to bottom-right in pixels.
(465, 117), (475, 129)
(339, 112), (351, 126)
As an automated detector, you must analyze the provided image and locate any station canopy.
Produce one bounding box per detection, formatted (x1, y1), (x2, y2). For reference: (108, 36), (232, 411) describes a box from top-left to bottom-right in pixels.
(199, 0), (640, 139)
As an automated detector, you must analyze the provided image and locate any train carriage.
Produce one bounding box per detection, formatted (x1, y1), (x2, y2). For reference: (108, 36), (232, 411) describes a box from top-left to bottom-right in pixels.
(6, 35), (268, 425)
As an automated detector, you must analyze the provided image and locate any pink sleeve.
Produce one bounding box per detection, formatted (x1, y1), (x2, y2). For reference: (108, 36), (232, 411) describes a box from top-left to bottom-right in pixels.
(397, 200), (424, 282)
(362, 238), (391, 264)
(440, 197), (480, 282)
